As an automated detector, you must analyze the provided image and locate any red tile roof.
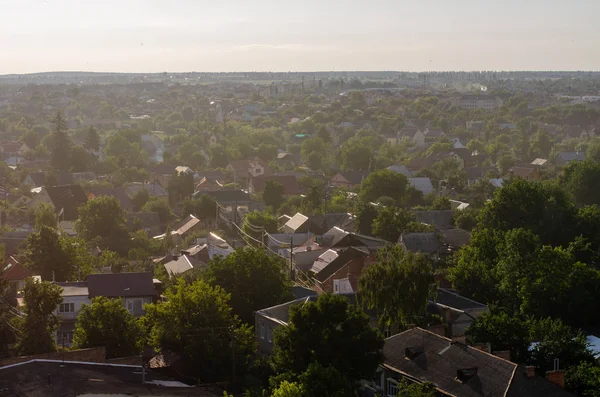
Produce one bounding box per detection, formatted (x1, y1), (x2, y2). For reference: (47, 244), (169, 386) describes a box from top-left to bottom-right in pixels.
(1, 259), (34, 281)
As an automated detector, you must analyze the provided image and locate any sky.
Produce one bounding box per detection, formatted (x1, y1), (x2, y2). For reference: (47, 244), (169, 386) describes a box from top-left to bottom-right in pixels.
(1, 0), (599, 74)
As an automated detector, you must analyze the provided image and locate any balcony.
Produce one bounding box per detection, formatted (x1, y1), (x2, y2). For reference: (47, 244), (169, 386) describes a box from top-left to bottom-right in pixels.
(57, 311), (78, 320)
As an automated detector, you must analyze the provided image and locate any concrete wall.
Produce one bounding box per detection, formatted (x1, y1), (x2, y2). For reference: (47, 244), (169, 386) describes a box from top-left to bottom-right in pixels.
(0, 347), (106, 367)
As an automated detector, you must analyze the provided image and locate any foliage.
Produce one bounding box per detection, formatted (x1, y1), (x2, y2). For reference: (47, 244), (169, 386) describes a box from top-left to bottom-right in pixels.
(49, 111), (72, 171)
(242, 211), (279, 242)
(13, 279), (62, 356)
(264, 180), (285, 211)
(372, 207), (419, 242)
(558, 160), (600, 206)
(73, 297), (143, 358)
(354, 200), (378, 235)
(84, 126), (100, 151)
(142, 279), (255, 382)
(359, 169), (409, 204)
(272, 294), (384, 383)
(76, 196), (130, 255)
(565, 362), (600, 397)
(182, 194), (217, 220)
(396, 380), (437, 397)
(203, 247), (292, 324)
(131, 189), (149, 211)
(34, 203), (57, 230)
(168, 170), (195, 204)
(142, 197), (174, 224)
(359, 245), (437, 328)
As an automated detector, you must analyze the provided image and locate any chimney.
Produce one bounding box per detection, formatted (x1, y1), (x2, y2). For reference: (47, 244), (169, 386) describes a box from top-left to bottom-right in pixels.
(525, 366), (536, 379)
(492, 350), (511, 361)
(545, 370), (565, 388)
(451, 335), (466, 345)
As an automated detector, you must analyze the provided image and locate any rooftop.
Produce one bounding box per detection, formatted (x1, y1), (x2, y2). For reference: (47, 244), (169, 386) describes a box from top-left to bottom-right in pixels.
(87, 272), (157, 298)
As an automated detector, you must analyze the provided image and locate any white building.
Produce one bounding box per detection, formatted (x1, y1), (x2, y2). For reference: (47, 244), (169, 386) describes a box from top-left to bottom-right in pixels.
(452, 95), (502, 110)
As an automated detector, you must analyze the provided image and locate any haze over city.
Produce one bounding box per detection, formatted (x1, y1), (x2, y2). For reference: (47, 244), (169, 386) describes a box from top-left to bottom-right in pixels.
(2, 0), (600, 74)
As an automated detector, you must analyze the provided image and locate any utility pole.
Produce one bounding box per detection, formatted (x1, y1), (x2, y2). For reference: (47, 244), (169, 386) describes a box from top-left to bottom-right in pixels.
(289, 235), (294, 280)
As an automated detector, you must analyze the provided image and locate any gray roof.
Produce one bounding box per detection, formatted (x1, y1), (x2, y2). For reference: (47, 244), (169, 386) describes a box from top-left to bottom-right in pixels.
(308, 213), (355, 235)
(399, 232), (441, 253)
(284, 212), (309, 232)
(435, 288), (487, 311)
(164, 255), (203, 278)
(414, 210), (455, 230)
(56, 281), (89, 297)
(557, 151), (586, 162)
(124, 183), (168, 198)
(387, 165), (413, 177)
(172, 214), (200, 235)
(87, 272), (157, 298)
(383, 328), (516, 397)
(441, 228), (471, 248)
(310, 249), (340, 274)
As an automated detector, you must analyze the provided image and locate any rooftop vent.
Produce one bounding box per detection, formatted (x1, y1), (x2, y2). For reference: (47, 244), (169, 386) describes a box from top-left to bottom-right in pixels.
(456, 367), (478, 383)
(405, 346), (424, 360)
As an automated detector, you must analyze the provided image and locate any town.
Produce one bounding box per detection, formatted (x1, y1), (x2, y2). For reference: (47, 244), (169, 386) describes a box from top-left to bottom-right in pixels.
(1, 69), (600, 397)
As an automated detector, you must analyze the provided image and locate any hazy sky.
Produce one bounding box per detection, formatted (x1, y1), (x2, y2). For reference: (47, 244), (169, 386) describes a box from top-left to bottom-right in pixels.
(1, 0), (599, 73)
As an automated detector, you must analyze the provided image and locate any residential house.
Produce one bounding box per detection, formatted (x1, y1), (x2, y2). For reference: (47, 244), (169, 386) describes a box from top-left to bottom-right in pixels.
(249, 175), (300, 196)
(374, 328), (516, 397)
(441, 228), (472, 250)
(531, 158), (549, 167)
(330, 171), (370, 188)
(397, 126), (420, 144)
(163, 253), (208, 279)
(124, 182), (168, 200)
(55, 281), (90, 347)
(413, 129), (426, 148)
(555, 151), (586, 166)
(414, 210), (454, 230)
(87, 272), (157, 317)
(307, 213), (356, 235)
(282, 213), (310, 234)
(309, 247), (373, 294)
(195, 177), (224, 192)
(226, 158), (272, 187)
(382, 130), (399, 146)
(409, 177), (434, 195)
(168, 214), (202, 245)
(452, 94), (503, 110)
(398, 232), (441, 258)
(1, 257), (34, 297)
(423, 128), (446, 141)
(27, 185), (88, 221)
(507, 165), (541, 181)
(430, 288), (487, 337)
(87, 187), (134, 212)
(0, 141), (31, 158)
(151, 164), (175, 188)
(197, 189), (263, 212)
(451, 137), (465, 149)
(387, 164), (413, 178)
(370, 327), (574, 397)
(276, 152), (302, 168)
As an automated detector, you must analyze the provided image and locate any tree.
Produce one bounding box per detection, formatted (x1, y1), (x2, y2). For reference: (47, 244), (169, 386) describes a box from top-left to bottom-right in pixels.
(565, 362), (600, 397)
(76, 196), (130, 255)
(49, 111), (71, 172)
(182, 195), (217, 220)
(396, 380), (437, 397)
(301, 137), (329, 170)
(84, 126), (100, 152)
(70, 145), (91, 172)
(264, 180), (285, 211)
(271, 381), (305, 397)
(355, 200), (378, 235)
(559, 160), (600, 206)
(204, 247), (292, 324)
(131, 189), (150, 211)
(271, 363), (356, 397)
(22, 226), (78, 281)
(359, 245), (437, 329)
(340, 141), (374, 171)
(168, 170), (194, 205)
(34, 203), (57, 230)
(73, 297), (143, 359)
(359, 169), (409, 204)
(467, 310), (531, 362)
(13, 279), (62, 356)
(142, 279), (255, 381)
(272, 294), (383, 383)
(372, 207), (418, 242)
(142, 197), (174, 224)
(242, 211), (279, 242)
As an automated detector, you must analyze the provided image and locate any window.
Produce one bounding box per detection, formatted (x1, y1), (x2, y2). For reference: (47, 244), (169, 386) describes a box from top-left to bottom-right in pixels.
(59, 303), (75, 313)
(387, 379), (398, 397)
(260, 323), (265, 339)
(126, 299), (144, 315)
(267, 326), (273, 343)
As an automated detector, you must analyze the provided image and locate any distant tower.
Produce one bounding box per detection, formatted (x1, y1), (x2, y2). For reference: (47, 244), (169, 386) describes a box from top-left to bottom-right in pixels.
(215, 103), (224, 124)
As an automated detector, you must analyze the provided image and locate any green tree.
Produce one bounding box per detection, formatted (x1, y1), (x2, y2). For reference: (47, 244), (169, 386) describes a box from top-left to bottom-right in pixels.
(22, 226), (79, 281)
(359, 245), (437, 329)
(355, 200), (378, 235)
(271, 381), (305, 397)
(204, 247), (292, 324)
(34, 203), (57, 230)
(372, 207), (418, 242)
(467, 310), (531, 362)
(273, 294), (383, 383)
(264, 180), (285, 211)
(242, 211), (279, 242)
(271, 363), (355, 397)
(73, 297), (143, 359)
(50, 111), (72, 172)
(301, 137), (329, 169)
(142, 279), (255, 381)
(396, 380), (437, 397)
(359, 169), (409, 204)
(142, 197), (174, 224)
(131, 189), (150, 211)
(559, 160), (600, 206)
(182, 194), (217, 220)
(13, 279), (62, 356)
(76, 196), (130, 255)
(565, 362), (600, 397)
(340, 141), (374, 171)
(168, 170), (195, 205)
(84, 126), (100, 151)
